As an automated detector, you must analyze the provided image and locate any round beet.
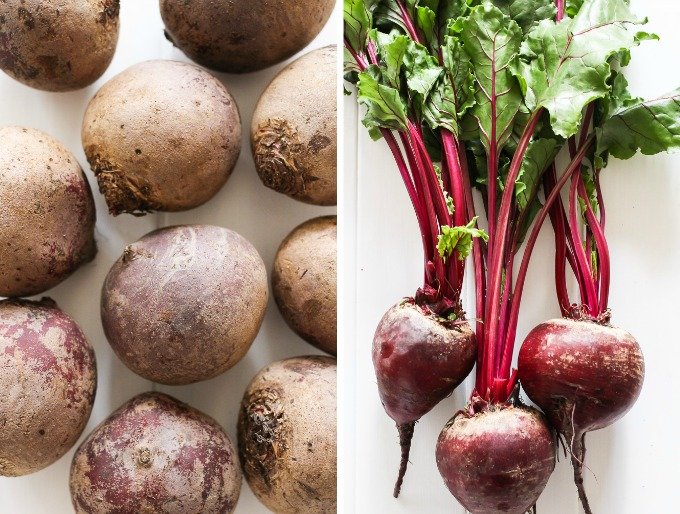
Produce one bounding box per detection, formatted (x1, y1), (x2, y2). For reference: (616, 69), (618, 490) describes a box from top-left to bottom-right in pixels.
(70, 392), (241, 513)
(272, 216), (337, 355)
(251, 46), (337, 206)
(373, 301), (477, 496)
(0, 126), (96, 297)
(0, 298), (96, 477)
(518, 318), (644, 513)
(160, 0), (334, 73)
(436, 405), (556, 514)
(238, 356), (336, 514)
(0, 0), (119, 91)
(101, 225), (268, 385)
(82, 60), (242, 215)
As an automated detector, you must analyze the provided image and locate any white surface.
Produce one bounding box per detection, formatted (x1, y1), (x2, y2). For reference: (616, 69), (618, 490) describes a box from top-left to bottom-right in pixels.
(343, 1), (680, 512)
(0, 2), (338, 513)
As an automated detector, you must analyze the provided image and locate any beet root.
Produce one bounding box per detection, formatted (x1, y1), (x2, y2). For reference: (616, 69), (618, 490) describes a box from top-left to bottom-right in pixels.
(70, 392), (241, 513)
(373, 301), (477, 496)
(518, 318), (644, 513)
(0, 298), (96, 476)
(436, 404), (556, 514)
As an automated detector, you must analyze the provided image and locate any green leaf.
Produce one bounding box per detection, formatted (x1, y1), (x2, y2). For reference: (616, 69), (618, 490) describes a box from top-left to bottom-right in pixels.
(458, 3), (524, 152)
(423, 36), (474, 135)
(437, 217), (489, 261)
(423, 74), (459, 133)
(490, 0), (557, 34)
(415, 5), (437, 48)
(596, 88), (680, 160)
(515, 138), (558, 211)
(344, 0), (372, 51)
(357, 68), (409, 133)
(520, 0), (649, 138)
(441, 35), (476, 117)
(566, 0), (584, 17)
(403, 41), (444, 120)
(439, 0), (472, 26)
(374, 31), (411, 88)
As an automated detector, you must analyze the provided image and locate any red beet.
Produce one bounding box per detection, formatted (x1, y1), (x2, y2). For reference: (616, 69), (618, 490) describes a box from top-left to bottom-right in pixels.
(436, 404), (556, 514)
(373, 301), (477, 496)
(518, 318), (644, 513)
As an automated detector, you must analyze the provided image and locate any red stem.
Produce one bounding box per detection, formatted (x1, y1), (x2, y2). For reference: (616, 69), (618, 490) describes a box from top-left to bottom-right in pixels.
(544, 165), (575, 314)
(595, 169), (606, 229)
(484, 110), (542, 390)
(382, 129), (432, 267)
(404, 129), (439, 253)
(568, 173), (598, 313)
(577, 179), (611, 312)
(556, 0), (565, 21)
(408, 123), (452, 231)
(396, 0), (423, 45)
(501, 137), (595, 377)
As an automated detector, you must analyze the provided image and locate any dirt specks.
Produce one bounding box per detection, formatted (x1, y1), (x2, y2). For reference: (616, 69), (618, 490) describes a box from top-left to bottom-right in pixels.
(308, 133), (331, 154)
(98, 0), (120, 25)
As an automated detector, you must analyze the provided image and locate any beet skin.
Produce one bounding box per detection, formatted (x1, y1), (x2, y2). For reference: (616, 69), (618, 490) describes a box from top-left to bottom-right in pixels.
(373, 301), (477, 496)
(436, 405), (556, 514)
(70, 392), (241, 513)
(518, 318), (644, 513)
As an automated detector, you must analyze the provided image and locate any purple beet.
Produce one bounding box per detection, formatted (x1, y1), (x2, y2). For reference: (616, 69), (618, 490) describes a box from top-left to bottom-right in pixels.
(373, 300), (477, 496)
(518, 318), (644, 513)
(436, 404), (556, 514)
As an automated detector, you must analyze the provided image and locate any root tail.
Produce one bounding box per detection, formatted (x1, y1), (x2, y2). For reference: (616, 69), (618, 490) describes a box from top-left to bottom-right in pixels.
(570, 432), (593, 514)
(393, 422), (415, 498)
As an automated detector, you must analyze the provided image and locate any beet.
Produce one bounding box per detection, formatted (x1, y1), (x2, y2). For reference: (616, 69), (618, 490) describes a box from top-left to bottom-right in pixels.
(70, 392), (241, 513)
(518, 318), (644, 513)
(373, 301), (477, 496)
(436, 404), (556, 514)
(0, 298), (96, 476)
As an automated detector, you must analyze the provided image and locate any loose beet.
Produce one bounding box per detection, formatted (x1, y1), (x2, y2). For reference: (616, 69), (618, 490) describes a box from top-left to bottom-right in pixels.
(373, 301), (477, 496)
(436, 404), (556, 514)
(272, 215), (337, 355)
(82, 60), (242, 215)
(0, 0), (119, 91)
(101, 225), (268, 385)
(70, 392), (241, 513)
(251, 46), (337, 206)
(518, 318), (644, 513)
(238, 356), (336, 514)
(160, 0), (334, 73)
(0, 298), (96, 477)
(0, 126), (96, 297)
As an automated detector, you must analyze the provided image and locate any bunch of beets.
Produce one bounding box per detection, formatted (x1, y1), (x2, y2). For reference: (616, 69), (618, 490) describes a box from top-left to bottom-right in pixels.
(344, 0), (680, 512)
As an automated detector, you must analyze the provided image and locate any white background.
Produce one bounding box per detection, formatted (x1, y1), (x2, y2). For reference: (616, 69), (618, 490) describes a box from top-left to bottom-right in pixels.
(0, 2), (338, 513)
(343, 0), (680, 512)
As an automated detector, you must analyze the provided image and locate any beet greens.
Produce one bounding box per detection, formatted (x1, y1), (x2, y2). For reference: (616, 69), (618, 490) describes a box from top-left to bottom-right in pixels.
(346, 0), (680, 509)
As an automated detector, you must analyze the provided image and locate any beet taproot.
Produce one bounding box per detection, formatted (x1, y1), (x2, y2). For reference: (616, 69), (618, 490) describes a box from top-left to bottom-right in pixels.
(70, 392), (241, 513)
(272, 215), (337, 355)
(373, 301), (477, 496)
(436, 404), (556, 514)
(518, 318), (644, 513)
(101, 225), (268, 385)
(251, 46), (337, 205)
(238, 356), (336, 513)
(82, 60), (241, 215)
(160, 0), (334, 73)
(0, 0), (119, 91)
(0, 298), (96, 477)
(0, 126), (96, 297)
